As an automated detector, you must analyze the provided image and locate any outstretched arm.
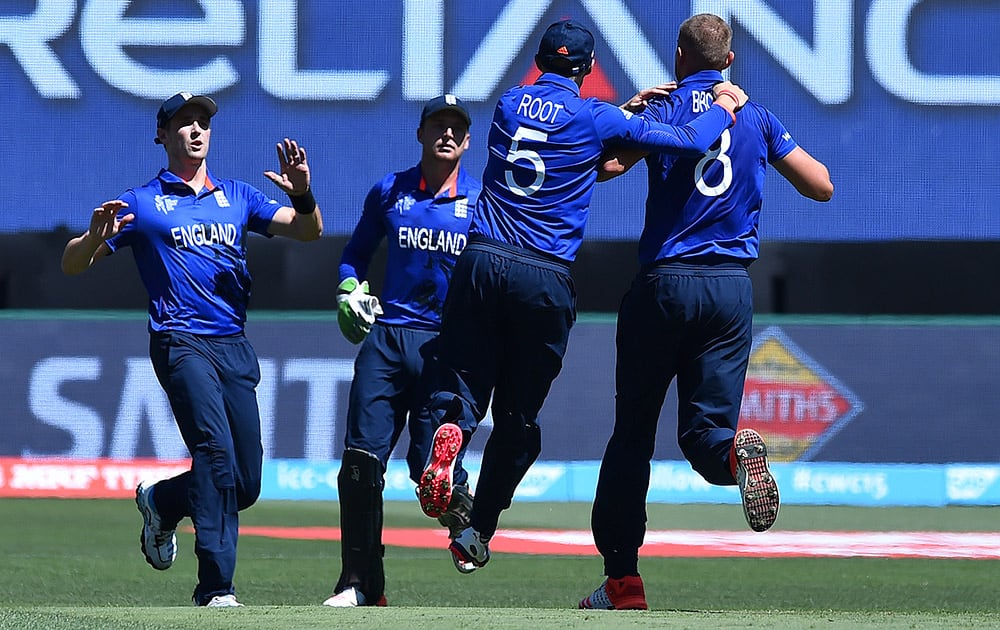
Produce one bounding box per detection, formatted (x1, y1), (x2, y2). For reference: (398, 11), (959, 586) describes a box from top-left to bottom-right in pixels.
(61, 200), (133, 275)
(598, 82), (678, 182)
(265, 138), (324, 241)
(609, 82), (748, 156)
(773, 147), (834, 201)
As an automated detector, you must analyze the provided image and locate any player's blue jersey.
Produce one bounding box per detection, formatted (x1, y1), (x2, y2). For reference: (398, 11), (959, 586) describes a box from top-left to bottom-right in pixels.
(339, 164), (480, 331)
(475, 73), (734, 261)
(638, 69), (798, 264)
(106, 168), (280, 335)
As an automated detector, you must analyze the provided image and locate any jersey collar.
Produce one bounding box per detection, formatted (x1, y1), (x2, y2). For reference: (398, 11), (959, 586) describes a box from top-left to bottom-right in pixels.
(415, 163), (473, 200)
(533, 73), (581, 96)
(157, 167), (218, 196)
(679, 69), (726, 89)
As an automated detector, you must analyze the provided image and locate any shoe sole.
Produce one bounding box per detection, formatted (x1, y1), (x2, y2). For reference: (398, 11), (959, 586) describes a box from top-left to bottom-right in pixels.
(735, 429), (780, 532)
(135, 484), (175, 570)
(611, 596), (648, 610)
(448, 538), (489, 572)
(577, 597), (649, 610)
(451, 550), (478, 574)
(580, 598), (648, 610)
(418, 423), (462, 518)
(322, 590), (389, 607)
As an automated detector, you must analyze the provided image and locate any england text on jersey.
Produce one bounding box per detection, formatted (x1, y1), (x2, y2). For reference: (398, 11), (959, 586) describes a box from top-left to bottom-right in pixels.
(170, 222), (240, 249)
(397, 227), (467, 255)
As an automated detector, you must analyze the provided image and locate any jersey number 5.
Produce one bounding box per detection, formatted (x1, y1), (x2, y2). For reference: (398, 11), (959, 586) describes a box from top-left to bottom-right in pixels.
(504, 126), (548, 197)
(695, 129), (733, 197)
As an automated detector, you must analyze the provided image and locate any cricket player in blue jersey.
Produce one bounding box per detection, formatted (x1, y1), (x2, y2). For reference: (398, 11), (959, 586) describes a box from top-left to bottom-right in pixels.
(579, 14), (834, 610)
(61, 93), (324, 607)
(414, 19), (749, 574)
(322, 95), (481, 607)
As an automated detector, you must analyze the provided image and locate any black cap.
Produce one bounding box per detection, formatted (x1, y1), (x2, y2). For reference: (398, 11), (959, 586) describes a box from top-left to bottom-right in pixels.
(420, 94), (471, 127)
(154, 92), (218, 144)
(536, 20), (595, 75)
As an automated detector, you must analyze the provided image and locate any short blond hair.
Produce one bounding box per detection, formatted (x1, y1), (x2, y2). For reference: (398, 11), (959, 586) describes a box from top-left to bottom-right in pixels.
(677, 13), (732, 70)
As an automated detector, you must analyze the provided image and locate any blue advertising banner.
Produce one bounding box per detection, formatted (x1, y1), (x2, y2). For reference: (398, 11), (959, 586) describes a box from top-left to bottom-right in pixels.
(3, 456), (995, 506)
(2, 311), (1000, 466)
(260, 459), (999, 507)
(2, 1), (998, 241)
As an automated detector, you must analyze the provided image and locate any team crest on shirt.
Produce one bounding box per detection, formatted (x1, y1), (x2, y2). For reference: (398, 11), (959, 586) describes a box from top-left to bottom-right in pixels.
(454, 198), (468, 219)
(154, 195), (178, 215)
(214, 190), (230, 208)
(394, 194), (416, 215)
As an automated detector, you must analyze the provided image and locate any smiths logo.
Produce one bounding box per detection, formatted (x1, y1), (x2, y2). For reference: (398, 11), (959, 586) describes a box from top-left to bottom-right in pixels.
(739, 327), (863, 462)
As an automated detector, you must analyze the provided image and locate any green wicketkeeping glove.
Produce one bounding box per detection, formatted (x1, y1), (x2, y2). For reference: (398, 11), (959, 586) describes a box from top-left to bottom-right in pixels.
(337, 278), (383, 344)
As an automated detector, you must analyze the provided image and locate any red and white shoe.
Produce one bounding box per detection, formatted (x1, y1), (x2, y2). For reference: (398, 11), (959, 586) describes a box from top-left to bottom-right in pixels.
(449, 527), (491, 573)
(734, 428), (780, 532)
(417, 423), (463, 518)
(579, 575), (648, 610)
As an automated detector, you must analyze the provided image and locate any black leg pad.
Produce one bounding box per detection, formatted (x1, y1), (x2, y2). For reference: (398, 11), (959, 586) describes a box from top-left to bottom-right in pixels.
(334, 448), (385, 603)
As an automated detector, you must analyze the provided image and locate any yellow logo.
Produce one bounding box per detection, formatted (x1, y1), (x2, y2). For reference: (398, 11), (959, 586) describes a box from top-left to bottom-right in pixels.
(740, 327), (863, 461)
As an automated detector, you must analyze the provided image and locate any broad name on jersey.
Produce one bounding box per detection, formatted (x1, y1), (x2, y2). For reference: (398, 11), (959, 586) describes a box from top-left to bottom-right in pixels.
(692, 90), (714, 114)
(516, 94), (564, 124)
(170, 222), (240, 249)
(397, 226), (466, 255)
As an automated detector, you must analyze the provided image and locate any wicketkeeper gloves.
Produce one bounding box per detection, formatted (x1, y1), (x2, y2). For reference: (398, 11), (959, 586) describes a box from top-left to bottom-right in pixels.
(337, 278), (384, 344)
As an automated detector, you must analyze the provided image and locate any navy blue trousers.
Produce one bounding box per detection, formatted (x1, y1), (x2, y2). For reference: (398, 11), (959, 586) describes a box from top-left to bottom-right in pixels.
(344, 323), (449, 483)
(592, 262), (753, 578)
(425, 237), (576, 539)
(148, 331), (263, 605)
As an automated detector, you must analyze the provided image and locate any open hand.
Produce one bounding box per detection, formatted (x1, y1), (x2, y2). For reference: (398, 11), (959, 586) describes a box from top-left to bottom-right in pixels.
(621, 82), (677, 112)
(88, 200), (134, 241)
(264, 138), (310, 195)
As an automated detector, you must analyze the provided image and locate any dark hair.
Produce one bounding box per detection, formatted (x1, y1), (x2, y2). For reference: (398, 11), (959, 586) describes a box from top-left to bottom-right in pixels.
(677, 13), (732, 70)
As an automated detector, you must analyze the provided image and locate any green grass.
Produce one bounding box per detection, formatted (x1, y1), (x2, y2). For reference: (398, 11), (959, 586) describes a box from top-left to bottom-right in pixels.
(1, 499), (999, 629)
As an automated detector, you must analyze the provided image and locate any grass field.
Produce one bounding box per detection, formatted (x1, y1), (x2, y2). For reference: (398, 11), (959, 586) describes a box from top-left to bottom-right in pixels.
(2, 498), (999, 629)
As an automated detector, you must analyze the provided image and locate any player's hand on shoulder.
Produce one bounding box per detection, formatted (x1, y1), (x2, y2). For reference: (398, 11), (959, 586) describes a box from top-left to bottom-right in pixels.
(712, 81), (748, 113)
(620, 82), (676, 113)
(264, 137), (311, 195)
(336, 278), (384, 344)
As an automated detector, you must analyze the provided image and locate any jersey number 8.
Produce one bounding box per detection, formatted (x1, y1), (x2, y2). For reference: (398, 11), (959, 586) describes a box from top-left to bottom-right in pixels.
(695, 129), (733, 197)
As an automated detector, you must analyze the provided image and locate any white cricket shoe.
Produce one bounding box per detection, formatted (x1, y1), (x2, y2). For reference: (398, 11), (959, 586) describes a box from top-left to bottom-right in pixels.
(135, 481), (177, 570)
(323, 587), (363, 607)
(734, 428), (780, 532)
(322, 587), (387, 607)
(203, 594), (244, 607)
